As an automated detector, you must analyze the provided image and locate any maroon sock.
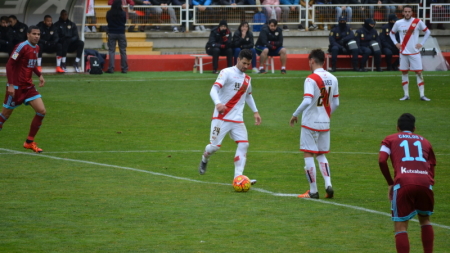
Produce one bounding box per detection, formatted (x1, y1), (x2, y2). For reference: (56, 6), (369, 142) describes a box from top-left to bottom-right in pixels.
(395, 232), (410, 253)
(421, 225), (434, 253)
(28, 113), (45, 139)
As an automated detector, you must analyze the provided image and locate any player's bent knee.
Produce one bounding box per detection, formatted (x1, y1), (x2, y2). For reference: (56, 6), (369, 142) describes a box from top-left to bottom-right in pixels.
(207, 144), (220, 153)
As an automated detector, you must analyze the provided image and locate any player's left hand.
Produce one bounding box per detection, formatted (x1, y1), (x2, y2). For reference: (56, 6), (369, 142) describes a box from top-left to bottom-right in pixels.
(415, 43), (423, 50)
(289, 116), (298, 127)
(388, 185), (393, 201)
(39, 75), (45, 87)
(254, 112), (261, 125)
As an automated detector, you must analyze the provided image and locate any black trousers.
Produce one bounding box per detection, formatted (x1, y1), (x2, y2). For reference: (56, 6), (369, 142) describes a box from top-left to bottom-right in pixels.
(359, 46), (381, 69)
(206, 47), (233, 71)
(61, 39), (84, 58)
(383, 47), (400, 69)
(329, 45), (358, 69)
(38, 43), (63, 57)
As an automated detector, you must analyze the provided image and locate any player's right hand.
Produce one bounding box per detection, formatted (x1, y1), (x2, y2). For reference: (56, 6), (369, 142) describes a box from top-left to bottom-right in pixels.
(7, 85), (14, 97)
(289, 116), (298, 127)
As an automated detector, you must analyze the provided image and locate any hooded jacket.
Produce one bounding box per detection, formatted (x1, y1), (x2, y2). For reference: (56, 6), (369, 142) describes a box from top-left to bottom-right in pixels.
(255, 24), (283, 48)
(205, 26), (232, 50)
(54, 17), (80, 43)
(36, 21), (59, 46)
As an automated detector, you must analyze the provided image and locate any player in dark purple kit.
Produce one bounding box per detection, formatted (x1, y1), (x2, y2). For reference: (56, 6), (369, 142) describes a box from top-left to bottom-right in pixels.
(0, 25), (46, 153)
(378, 113), (436, 253)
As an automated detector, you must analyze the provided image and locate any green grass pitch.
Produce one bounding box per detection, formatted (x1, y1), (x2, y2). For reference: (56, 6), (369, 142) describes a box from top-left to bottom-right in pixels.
(0, 70), (449, 252)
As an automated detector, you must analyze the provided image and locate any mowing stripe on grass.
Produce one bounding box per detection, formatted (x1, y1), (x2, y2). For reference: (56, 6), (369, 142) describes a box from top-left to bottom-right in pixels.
(1, 147), (449, 230)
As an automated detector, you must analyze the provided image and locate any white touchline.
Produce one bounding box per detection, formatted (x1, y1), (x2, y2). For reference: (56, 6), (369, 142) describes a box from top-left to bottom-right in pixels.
(1, 148), (449, 230)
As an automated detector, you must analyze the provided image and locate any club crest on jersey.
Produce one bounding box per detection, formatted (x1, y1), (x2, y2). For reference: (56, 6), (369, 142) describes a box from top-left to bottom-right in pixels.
(50, 31), (53, 35)
(246, 37), (249, 41)
(20, 28), (24, 32)
(412, 23), (417, 27)
(68, 25), (71, 29)
(11, 52), (19, 60)
(275, 32), (279, 36)
(336, 33), (339, 37)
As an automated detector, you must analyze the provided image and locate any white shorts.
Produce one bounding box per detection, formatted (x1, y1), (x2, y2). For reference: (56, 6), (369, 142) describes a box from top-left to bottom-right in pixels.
(399, 53), (422, 72)
(300, 127), (330, 154)
(209, 119), (248, 146)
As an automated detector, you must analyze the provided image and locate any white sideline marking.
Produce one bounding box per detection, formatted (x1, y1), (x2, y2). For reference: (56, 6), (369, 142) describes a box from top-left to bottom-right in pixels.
(1, 148), (449, 230)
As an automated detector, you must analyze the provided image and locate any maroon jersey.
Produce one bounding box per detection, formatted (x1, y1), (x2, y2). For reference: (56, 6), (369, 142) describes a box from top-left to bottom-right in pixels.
(6, 41), (41, 89)
(380, 131), (436, 187)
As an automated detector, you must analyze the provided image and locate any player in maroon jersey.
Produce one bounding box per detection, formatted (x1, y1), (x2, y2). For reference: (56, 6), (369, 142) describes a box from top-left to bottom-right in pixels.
(0, 25), (46, 153)
(378, 113), (436, 253)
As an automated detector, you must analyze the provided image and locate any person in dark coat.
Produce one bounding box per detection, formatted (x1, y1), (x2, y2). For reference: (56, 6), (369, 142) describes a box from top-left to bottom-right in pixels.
(354, 18), (382, 72)
(36, 15), (63, 73)
(232, 21), (258, 73)
(106, 0), (129, 73)
(205, 20), (233, 74)
(8, 15), (28, 51)
(255, 19), (287, 74)
(0, 16), (12, 54)
(380, 13), (400, 71)
(54, 9), (85, 72)
(328, 15), (359, 72)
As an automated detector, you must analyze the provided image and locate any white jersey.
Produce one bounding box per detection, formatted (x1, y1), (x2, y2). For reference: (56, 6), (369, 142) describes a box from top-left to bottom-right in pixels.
(301, 68), (339, 131)
(391, 18), (428, 55)
(211, 66), (255, 123)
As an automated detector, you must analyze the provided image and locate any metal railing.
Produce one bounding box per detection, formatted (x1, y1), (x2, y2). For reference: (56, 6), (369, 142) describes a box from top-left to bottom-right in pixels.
(430, 3), (450, 24)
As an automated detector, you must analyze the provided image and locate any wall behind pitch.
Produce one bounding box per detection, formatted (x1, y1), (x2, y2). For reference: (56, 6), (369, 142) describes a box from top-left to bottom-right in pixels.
(0, 0), (81, 26)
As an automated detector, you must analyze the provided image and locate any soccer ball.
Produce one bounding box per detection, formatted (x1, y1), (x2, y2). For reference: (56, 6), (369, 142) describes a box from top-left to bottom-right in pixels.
(233, 175), (251, 192)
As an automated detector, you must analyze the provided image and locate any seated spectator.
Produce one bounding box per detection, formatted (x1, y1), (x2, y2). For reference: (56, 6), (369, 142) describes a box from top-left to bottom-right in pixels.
(173, 0), (193, 32)
(36, 15), (64, 73)
(193, 0), (212, 31)
(354, 18), (382, 71)
(232, 21), (259, 73)
(54, 9), (85, 73)
(308, 0), (330, 30)
(8, 15), (28, 49)
(281, 0), (303, 31)
(262, 0), (282, 22)
(328, 16), (359, 72)
(0, 16), (11, 54)
(150, 0), (180, 32)
(108, 0), (137, 32)
(300, 0), (315, 31)
(380, 14), (399, 70)
(255, 19), (287, 74)
(85, 0), (98, 32)
(205, 20), (233, 74)
(332, 0), (357, 23)
(362, 0), (396, 21)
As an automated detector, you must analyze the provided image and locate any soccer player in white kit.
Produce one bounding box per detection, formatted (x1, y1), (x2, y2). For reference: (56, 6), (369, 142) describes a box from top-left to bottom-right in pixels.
(289, 49), (339, 199)
(198, 49), (261, 184)
(390, 5), (431, 101)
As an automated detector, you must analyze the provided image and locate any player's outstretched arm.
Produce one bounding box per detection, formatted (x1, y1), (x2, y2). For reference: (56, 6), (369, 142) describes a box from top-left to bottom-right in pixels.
(38, 75), (45, 87)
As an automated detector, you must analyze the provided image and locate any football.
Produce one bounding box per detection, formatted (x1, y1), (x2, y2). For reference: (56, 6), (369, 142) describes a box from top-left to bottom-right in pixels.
(233, 175), (251, 192)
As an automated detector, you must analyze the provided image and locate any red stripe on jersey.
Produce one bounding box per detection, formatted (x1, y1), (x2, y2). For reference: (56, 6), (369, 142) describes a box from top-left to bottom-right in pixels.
(304, 93), (314, 98)
(418, 82), (424, 86)
(333, 94), (339, 97)
(308, 73), (331, 118)
(401, 18), (420, 54)
(217, 74), (251, 120)
(214, 82), (223, 88)
(422, 27), (428, 32)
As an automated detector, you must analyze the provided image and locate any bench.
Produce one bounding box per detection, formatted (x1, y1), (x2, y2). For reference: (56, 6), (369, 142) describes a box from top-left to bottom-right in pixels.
(326, 54), (400, 71)
(191, 54), (275, 74)
(0, 52), (79, 73)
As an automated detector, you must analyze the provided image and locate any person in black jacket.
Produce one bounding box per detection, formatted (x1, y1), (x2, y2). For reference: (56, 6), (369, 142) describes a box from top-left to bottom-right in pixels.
(205, 20), (233, 74)
(8, 15), (28, 51)
(255, 19), (287, 74)
(54, 9), (85, 72)
(380, 14), (399, 71)
(0, 16), (12, 54)
(354, 18), (382, 72)
(106, 0), (129, 73)
(232, 21), (258, 73)
(36, 15), (64, 73)
(328, 16), (359, 72)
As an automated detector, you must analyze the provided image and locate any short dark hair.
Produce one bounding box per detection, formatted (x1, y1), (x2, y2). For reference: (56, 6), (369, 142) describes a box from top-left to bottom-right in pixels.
(28, 25), (40, 33)
(238, 21), (251, 32)
(397, 113), (415, 132)
(268, 19), (277, 26)
(238, 49), (253, 61)
(308, 49), (325, 65)
(44, 15), (52, 20)
(9, 15), (17, 21)
(1, 16), (9, 22)
(403, 5), (413, 11)
(60, 9), (67, 15)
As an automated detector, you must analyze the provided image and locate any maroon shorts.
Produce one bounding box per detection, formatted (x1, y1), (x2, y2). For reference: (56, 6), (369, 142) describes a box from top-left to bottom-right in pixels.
(3, 86), (41, 109)
(391, 184), (434, 221)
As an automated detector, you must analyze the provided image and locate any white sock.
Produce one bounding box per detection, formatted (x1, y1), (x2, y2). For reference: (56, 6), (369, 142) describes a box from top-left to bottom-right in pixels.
(62, 57), (66, 63)
(234, 142), (249, 178)
(259, 66), (264, 70)
(56, 56), (61, 66)
(281, 66), (286, 70)
(37, 58), (42, 66)
(75, 57), (80, 62)
(417, 73), (425, 97)
(202, 144), (219, 163)
(316, 154), (331, 188)
(401, 73), (409, 97)
(304, 157), (317, 193)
